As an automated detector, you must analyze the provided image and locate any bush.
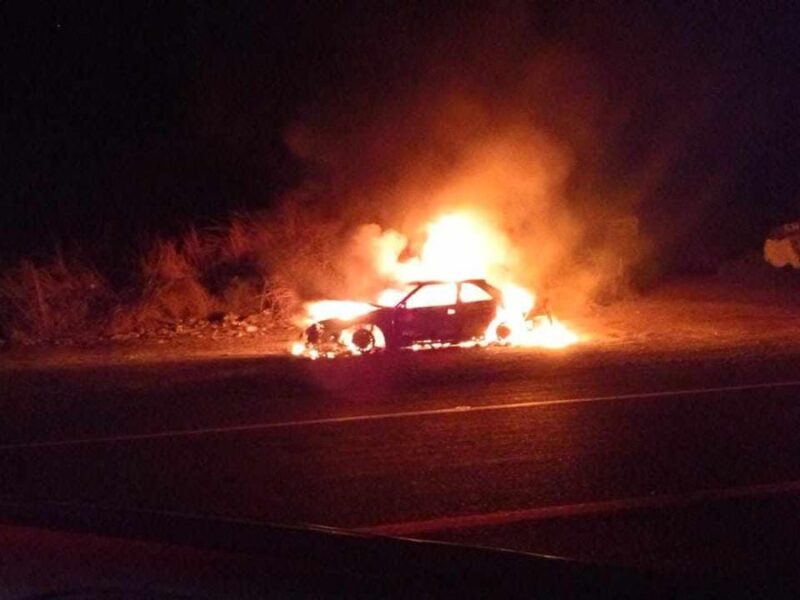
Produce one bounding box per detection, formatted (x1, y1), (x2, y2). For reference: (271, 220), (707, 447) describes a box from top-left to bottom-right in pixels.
(107, 276), (218, 334)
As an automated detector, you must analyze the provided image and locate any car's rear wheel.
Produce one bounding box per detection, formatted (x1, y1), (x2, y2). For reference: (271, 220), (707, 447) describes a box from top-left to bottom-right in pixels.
(495, 322), (513, 343)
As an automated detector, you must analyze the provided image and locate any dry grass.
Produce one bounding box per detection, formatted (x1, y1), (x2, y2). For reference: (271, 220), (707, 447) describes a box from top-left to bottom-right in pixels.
(114, 209), (346, 334)
(0, 256), (115, 343)
(140, 238), (198, 282)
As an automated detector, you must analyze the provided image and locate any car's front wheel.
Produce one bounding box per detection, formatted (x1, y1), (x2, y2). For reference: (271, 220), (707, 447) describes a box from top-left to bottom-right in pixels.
(342, 325), (386, 354)
(352, 327), (375, 352)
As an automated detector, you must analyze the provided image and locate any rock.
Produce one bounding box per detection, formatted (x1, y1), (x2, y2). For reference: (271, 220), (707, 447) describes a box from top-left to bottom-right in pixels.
(245, 325), (258, 333)
(207, 311), (225, 324)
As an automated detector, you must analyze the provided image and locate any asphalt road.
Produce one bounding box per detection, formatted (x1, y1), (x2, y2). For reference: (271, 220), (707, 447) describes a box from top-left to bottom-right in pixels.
(2, 343), (800, 577)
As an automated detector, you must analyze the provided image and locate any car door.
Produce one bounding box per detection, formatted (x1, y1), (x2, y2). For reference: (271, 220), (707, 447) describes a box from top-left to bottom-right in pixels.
(396, 282), (459, 343)
(457, 282), (498, 340)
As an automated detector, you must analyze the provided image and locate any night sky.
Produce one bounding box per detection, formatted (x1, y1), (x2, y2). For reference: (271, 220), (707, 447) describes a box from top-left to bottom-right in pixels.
(2, 1), (799, 272)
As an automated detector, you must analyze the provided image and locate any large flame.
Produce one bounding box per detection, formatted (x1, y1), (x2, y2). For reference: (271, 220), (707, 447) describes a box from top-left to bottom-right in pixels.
(296, 211), (579, 354)
(395, 213), (509, 282)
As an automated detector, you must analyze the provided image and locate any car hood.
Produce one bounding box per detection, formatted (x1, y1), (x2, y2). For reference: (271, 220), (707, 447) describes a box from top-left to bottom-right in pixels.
(316, 306), (393, 330)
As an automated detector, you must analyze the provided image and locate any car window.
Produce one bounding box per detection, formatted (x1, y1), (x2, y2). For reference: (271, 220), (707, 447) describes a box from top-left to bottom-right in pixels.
(405, 283), (457, 308)
(376, 284), (416, 307)
(459, 283), (493, 303)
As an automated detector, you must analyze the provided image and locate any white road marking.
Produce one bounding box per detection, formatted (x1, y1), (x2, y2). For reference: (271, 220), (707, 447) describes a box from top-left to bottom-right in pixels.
(2, 380), (800, 451)
(357, 478), (800, 536)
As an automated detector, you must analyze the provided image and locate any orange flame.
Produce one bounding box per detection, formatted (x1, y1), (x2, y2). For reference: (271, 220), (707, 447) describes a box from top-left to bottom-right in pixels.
(305, 300), (378, 322)
(386, 212), (510, 283)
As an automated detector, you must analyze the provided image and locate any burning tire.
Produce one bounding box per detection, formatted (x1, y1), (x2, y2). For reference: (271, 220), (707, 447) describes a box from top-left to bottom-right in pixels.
(495, 322), (513, 343)
(342, 325), (386, 354)
(351, 328), (375, 352)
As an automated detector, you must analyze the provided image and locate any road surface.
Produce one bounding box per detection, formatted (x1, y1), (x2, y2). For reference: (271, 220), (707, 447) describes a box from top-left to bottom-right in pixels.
(2, 342), (800, 578)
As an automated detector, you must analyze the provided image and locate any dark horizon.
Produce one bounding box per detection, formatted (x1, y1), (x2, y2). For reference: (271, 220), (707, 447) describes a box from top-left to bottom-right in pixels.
(2, 1), (799, 274)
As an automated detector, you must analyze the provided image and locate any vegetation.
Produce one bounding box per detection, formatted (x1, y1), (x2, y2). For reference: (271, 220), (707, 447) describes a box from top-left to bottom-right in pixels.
(0, 210), (341, 345)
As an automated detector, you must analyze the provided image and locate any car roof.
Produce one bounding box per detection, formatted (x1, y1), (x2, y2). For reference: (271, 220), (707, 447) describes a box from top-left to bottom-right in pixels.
(407, 279), (489, 286)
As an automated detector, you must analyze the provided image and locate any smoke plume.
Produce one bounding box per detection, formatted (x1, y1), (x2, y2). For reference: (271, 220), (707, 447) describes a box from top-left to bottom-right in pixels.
(274, 2), (748, 309)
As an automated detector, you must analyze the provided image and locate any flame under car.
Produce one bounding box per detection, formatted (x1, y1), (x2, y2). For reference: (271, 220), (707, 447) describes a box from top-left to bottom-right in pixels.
(301, 279), (542, 356)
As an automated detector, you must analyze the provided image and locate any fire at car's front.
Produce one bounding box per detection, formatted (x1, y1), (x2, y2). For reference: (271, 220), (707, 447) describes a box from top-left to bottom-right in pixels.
(291, 301), (391, 358)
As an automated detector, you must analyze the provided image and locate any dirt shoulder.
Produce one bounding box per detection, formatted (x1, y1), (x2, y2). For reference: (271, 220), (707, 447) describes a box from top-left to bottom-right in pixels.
(577, 277), (800, 352)
(1, 276), (799, 371)
(0, 325), (299, 370)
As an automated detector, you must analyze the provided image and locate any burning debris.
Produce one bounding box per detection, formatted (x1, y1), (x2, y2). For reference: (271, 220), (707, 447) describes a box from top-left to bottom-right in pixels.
(764, 222), (800, 270)
(291, 212), (578, 358)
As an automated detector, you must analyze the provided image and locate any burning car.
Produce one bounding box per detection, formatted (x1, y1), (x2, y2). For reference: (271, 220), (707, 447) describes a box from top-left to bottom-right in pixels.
(291, 211), (579, 358)
(296, 279), (560, 357)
